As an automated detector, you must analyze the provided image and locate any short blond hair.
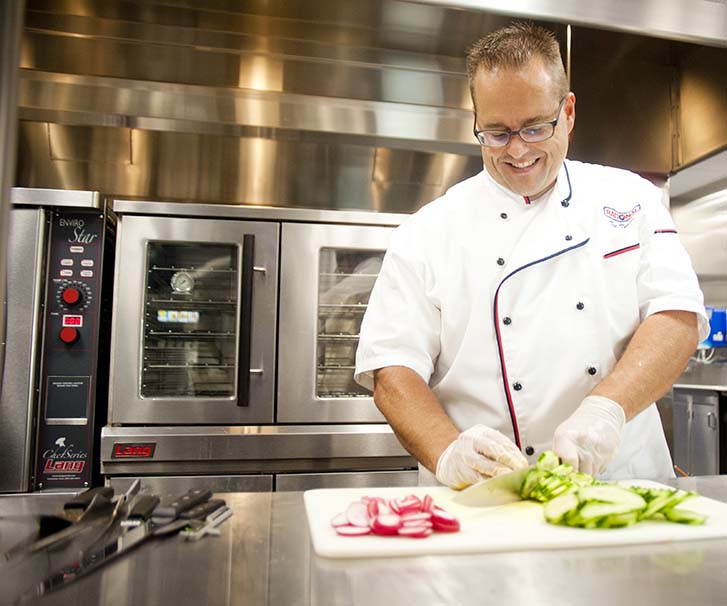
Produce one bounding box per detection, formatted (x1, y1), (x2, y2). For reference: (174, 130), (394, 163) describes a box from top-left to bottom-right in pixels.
(466, 22), (569, 109)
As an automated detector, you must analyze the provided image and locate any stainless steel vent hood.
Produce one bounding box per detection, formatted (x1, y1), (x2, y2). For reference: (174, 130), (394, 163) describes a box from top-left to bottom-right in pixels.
(15, 0), (727, 212)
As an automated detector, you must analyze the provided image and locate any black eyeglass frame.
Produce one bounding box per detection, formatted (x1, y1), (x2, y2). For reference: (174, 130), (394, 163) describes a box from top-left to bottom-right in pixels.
(473, 96), (567, 148)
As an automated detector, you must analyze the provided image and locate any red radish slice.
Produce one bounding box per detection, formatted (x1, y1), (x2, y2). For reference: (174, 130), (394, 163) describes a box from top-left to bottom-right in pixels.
(346, 501), (370, 527)
(432, 519), (460, 532)
(371, 513), (402, 535)
(388, 499), (402, 514)
(421, 494), (434, 513)
(366, 499), (380, 519)
(431, 508), (458, 524)
(331, 511), (349, 527)
(397, 526), (432, 538)
(400, 512), (432, 523)
(403, 520), (433, 529)
(335, 525), (372, 536)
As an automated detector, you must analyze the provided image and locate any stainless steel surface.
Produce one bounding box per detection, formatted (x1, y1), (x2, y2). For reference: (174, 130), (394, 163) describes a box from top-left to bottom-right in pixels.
(673, 389), (720, 475)
(278, 223), (394, 423)
(3, 476), (727, 606)
(674, 361), (727, 391)
(100, 425), (415, 475)
(10, 188), (102, 209)
(108, 215), (278, 424)
(275, 471), (419, 491)
(112, 200), (408, 227)
(0, 208), (46, 492)
(671, 150), (727, 201)
(109, 475), (272, 496)
(415, 0), (727, 47)
(670, 189), (727, 309)
(16, 0), (727, 209)
(0, 0), (26, 406)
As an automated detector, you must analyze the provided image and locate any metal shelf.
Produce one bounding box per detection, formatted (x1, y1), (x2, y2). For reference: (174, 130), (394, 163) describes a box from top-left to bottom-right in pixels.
(149, 266), (237, 273)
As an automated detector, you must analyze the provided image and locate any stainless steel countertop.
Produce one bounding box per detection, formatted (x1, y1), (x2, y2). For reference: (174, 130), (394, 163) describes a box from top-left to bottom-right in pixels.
(2, 477), (727, 605)
(674, 359), (727, 392)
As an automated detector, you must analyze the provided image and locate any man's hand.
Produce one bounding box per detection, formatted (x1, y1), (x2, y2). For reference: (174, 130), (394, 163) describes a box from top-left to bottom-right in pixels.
(552, 395), (626, 475)
(435, 425), (529, 489)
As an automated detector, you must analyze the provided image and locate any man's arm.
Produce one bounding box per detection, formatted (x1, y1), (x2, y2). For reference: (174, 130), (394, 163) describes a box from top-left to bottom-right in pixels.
(373, 366), (459, 473)
(553, 309), (699, 474)
(590, 309), (699, 419)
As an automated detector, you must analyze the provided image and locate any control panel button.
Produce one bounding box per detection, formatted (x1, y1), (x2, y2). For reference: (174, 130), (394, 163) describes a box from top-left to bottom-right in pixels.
(61, 287), (81, 306)
(59, 327), (79, 344)
(61, 259), (74, 266)
(60, 269), (73, 277)
(81, 259), (94, 267)
(80, 270), (93, 278)
(70, 246), (84, 253)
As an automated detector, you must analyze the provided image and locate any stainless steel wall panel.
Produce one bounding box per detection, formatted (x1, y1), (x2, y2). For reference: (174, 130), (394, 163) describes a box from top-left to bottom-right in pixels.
(569, 27), (675, 174)
(109, 474), (273, 495)
(275, 471), (419, 491)
(17, 122), (481, 212)
(677, 44), (727, 168)
(0, 209), (45, 492)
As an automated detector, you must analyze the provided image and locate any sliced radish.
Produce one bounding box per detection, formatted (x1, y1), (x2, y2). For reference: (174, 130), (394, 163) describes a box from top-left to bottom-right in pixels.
(346, 501), (370, 527)
(403, 520), (433, 529)
(400, 512), (431, 523)
(331, 511), (349, 527)
(335, 525), (372, 536)
(388, 499), (402, 514)
(421, 494), (434, 513)
(371, 513), (402, 536)
(366, 499), (380, 519)
(397, 526), (432, 538)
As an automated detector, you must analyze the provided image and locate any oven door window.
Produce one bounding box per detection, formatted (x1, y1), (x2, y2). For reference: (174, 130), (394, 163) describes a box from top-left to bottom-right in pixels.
(317, 248), (384, 398)
(142, 242), (239, 398)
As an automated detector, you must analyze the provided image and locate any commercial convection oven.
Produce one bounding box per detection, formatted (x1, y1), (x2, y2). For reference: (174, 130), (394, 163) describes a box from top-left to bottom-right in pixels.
(101, 201), (417, 493)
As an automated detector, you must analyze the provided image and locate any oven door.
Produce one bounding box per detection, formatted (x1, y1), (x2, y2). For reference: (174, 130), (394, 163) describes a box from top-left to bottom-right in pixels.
(277, 223), (393, 422)
(109, 215), (278, 424)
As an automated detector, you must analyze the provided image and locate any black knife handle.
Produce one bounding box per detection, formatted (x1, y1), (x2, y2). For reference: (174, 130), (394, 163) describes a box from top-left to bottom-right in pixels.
(154, 489), (213, 518)
(64, 486), (114, 510)
(180, 498), (226, 520)
(129, 495), (161, 521)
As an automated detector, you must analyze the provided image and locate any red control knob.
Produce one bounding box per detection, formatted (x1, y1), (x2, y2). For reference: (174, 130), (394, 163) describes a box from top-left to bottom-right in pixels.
(59, 327), (79, 344)
(61, 287), (81, 306)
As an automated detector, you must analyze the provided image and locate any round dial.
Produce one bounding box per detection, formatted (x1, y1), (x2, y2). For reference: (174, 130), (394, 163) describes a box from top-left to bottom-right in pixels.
(171, 271), (195, 294)
(59, 327), (79, 344)
(56, 280), (92, 311)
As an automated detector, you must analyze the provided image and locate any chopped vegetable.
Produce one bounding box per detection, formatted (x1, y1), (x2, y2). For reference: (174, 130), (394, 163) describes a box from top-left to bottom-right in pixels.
(524, 451), (706, 529)
(331, 494), (460, 538)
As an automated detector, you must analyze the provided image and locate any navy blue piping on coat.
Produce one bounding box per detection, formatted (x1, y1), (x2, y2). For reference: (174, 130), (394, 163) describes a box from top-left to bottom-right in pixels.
(492, 237), (590, 449)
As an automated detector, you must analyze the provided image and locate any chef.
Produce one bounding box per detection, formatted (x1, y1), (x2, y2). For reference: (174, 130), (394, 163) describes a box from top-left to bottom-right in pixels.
(354, 22), (709, 488)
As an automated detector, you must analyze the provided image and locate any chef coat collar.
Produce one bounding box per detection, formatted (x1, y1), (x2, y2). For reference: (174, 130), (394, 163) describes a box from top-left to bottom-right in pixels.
(482, 161), (573, 208)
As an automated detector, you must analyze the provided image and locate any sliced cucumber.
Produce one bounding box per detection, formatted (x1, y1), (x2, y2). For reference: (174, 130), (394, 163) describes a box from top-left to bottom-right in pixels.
(662, 507), (706, 525)
(544, 493), (579, 524)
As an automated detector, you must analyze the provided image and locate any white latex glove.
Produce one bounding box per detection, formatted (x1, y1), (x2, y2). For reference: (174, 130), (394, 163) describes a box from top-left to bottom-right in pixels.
(435, 425), (529, 489)
(552, 395), (626, 476)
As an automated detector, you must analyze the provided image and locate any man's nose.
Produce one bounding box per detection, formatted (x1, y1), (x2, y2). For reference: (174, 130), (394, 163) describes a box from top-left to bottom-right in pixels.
(506, 134), (530, 158)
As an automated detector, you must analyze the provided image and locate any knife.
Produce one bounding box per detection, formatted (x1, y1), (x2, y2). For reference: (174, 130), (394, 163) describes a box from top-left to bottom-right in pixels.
(452, 465), (534, 507)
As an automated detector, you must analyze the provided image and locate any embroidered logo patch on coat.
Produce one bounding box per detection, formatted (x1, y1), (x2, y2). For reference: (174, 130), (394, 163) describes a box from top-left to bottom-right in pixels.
(603, 204), (641, 228)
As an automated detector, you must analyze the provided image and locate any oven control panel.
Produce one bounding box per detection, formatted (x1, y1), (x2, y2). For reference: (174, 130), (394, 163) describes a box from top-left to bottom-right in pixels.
(34, 208), (111, 490)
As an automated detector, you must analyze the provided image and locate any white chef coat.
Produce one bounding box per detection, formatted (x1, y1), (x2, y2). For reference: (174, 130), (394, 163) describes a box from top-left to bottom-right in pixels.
(354, 159), (709, 484)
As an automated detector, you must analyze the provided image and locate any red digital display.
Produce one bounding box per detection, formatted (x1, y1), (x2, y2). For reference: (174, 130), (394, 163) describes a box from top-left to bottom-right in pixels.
(62, 315), (83, 327)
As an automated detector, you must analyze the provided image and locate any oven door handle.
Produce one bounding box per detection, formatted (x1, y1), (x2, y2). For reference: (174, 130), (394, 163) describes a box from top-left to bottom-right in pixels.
(237, 234), (255, 407)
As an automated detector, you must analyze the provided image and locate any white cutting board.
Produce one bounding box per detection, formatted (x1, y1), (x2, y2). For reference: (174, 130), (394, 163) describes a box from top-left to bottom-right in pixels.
(304, 481), (727, 559)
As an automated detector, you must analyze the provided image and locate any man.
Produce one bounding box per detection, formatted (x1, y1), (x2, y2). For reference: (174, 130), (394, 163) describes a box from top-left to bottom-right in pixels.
(354, 22), (708, 489)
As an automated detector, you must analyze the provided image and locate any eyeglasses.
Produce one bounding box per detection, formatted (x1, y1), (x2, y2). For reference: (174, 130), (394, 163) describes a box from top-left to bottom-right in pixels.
(473, 97), (566, 148)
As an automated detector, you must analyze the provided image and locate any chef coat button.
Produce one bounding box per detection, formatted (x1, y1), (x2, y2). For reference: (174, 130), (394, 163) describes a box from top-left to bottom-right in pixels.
(561, 200), (570, 208)
(565, 234), (573, 241)
(497, 257), (505, 266)
(503, 317), (512, 325)
(587, 366), (598, 376)
(525, 446), (535, 456)
(500, 212), (508, 220)
(513, 382), (522, 391)
(576, 301), (585, 310)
